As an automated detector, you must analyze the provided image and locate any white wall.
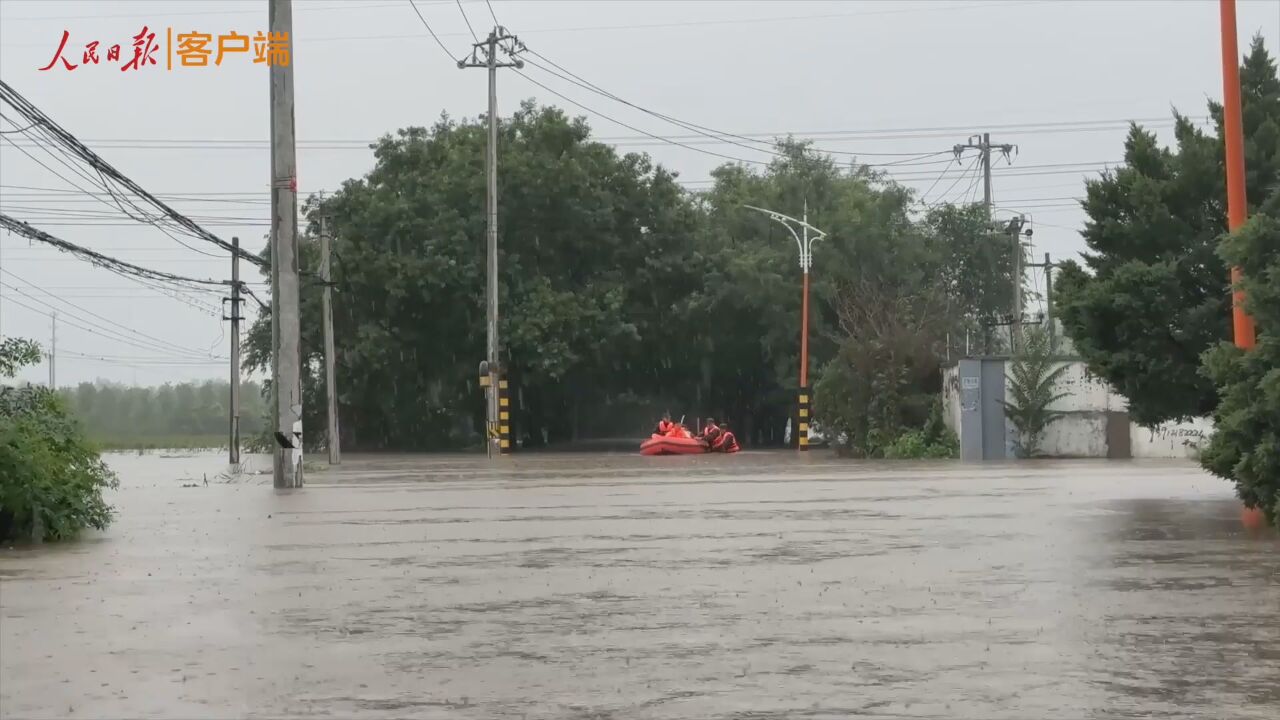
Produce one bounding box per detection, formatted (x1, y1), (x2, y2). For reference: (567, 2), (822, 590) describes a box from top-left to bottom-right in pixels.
(1040, 413), (1109, 458)
(1131, 417), (1213, 459)
(942, 365), (961, 434)
(1040, 362), (1128, 413)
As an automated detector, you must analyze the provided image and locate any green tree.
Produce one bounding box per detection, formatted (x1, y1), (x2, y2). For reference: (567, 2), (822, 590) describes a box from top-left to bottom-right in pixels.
(924, 203), (1017, 355)
(813, 275), (951, 457)
(1200, 189), (1280, 526)
(1056, 37), (1280, 425)
(1, 337), (117, 542)
(245, 104), (710, 449)
(0, 338), (41, 377)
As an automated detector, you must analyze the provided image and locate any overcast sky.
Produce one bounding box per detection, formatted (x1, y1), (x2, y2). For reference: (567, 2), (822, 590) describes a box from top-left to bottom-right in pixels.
(1, 0), (1278, 388)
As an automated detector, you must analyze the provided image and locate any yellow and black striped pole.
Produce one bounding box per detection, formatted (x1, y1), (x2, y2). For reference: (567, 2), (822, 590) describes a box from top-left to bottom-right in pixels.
(498, 374), (512, 454)
(797, 386), (810, 451)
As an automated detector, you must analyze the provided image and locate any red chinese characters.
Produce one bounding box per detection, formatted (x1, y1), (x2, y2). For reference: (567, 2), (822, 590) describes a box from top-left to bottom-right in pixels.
(38, 30), (77, 71)
(38, 26), (290, 72)
(121, 26), (159, 72)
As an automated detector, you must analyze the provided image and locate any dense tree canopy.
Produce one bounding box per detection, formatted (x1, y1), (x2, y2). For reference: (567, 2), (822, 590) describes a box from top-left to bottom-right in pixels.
(1056, 37), (1280, 425)
(244, 103), (1019, 451)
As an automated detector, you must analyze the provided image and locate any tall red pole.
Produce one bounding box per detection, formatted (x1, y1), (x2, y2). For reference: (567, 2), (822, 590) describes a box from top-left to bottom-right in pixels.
(1220, 0), (1256, 350)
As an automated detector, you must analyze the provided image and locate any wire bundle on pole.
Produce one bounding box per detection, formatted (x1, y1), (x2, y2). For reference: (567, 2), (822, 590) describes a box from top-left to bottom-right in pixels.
(0, 213), (237, 290)
(0, 79), (266, 268)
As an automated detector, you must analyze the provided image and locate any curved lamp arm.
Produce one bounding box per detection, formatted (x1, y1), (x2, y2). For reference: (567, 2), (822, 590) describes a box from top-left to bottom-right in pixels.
(743, 204), (827, 271)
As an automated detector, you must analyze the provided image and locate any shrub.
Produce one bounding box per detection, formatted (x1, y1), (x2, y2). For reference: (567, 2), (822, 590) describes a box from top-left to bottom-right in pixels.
(0, 339), (117, 542)
(882, 402), (959, 459)
(882, 429), (958, 459)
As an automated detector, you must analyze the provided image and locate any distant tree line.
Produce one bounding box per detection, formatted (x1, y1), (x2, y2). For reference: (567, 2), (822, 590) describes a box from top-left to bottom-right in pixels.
(59, 380), (267, 444)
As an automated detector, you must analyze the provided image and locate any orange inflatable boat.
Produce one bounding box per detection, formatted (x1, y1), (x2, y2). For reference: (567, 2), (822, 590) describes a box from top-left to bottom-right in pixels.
(639, 433), (708, 456)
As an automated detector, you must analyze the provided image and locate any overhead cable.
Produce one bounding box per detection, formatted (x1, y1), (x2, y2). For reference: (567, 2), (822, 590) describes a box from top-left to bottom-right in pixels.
(0, 213), (238, 289)
(0, 80), (265, 267)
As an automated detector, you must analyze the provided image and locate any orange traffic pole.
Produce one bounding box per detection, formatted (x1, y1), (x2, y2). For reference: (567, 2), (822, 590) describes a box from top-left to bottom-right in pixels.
(1220, 0), (1256, 350)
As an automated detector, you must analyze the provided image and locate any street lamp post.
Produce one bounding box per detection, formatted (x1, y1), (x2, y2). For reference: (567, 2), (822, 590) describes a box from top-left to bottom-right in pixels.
(744, 203), (827, 450)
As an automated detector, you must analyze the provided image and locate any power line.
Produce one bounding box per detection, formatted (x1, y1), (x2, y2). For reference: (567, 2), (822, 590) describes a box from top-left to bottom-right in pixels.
(0, 203), (267, 221)
(0, 80), (264, 267)
(964, 161), (984, 205)
(509, 54), (979, 171)
(2, 290), (224, 360)
(0, 117), (1200, 151)
(511, 68), (773, 167)
(1, 268), (219, 357)
(519, 50), (951, 162)
(407, 0), (461, 62)
(916, 158), (966, 206)
(0, 220), (268, 228)
(1, 116), (234, 260)
(456, 0), (480, 43)
(926, 156), (981, 209)
(0, 213), (237, 289)
(58, 351), (227, 367)
(1, 278), (223, 360)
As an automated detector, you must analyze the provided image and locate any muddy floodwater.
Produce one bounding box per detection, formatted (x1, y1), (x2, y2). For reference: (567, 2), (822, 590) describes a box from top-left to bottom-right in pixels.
(1, 453), (1277, 719)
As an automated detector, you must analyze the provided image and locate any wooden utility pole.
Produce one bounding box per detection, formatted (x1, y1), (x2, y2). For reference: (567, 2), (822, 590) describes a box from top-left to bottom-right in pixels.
(1219, 0), (1256, 350)
(269, 0), (303, 487)
(320, 214), (340, 464)
(229, 237), (241, 465)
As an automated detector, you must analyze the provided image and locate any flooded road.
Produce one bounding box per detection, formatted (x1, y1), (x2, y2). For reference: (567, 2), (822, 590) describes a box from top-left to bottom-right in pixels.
(1, 452), (1277, 719)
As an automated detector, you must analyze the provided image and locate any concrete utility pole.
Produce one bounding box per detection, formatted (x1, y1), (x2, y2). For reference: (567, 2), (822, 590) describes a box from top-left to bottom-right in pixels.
(269, 0), (303, 488)
(459, 26), (524, 457)
(954, 133), (1016, 217)
(228, 237), (242, 465)
(48, 311), (55, 388)
(319, 213), (340, 465)
(1026, 252), (1055, 352)
(1006, 215), (1030, 352)
(1043, 253), (1054, 351)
